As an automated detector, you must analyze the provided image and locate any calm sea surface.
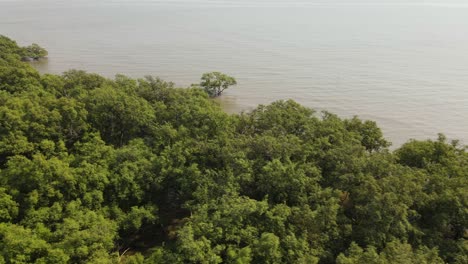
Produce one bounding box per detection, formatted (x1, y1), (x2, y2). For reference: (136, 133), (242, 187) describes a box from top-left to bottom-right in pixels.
(1, 0), (468, 147)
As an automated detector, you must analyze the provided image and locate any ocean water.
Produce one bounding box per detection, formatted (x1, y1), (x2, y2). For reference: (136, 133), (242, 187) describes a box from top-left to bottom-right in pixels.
(1, 0), (467, 146)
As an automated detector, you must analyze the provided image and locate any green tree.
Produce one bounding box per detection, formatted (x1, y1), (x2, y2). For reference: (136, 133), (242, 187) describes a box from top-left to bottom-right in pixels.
(85, 84), (155, 146)
(21, 43), (48, 60)
(0, 223), (69, 263)
(200, 72), (237, 97)
(344, 117), (390, 152)
(336, 241), (444, 264)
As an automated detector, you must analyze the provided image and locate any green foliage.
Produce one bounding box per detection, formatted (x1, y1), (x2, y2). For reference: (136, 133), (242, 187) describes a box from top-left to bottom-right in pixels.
(200, 72), (237, 97)
(336, 241), (444, 264)
(0, 223), (69, 263)
(0, 35), (22, 56)
(345, 116), (390, 152)
(86, 84), (155, 146)
(21, 43), (48, 60)
(0, 36), (466, 263)
(0, 188), (18, 222)
(0, 36), (41, 93)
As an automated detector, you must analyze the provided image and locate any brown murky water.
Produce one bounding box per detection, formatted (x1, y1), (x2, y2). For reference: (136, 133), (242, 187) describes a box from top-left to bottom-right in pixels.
(2, 0), (468, 146)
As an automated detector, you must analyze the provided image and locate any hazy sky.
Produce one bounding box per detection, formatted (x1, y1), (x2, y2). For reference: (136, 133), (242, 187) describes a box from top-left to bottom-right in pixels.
(87, 0), (468, 8)
(1, 0), (467, 5)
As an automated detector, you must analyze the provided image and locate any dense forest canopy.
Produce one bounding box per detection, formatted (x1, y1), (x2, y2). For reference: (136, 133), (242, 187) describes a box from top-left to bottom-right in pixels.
(0, 35), (466, 263)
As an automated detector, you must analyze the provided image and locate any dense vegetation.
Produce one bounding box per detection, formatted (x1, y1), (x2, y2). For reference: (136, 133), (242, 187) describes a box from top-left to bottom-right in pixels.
(0, 35), (466, 263)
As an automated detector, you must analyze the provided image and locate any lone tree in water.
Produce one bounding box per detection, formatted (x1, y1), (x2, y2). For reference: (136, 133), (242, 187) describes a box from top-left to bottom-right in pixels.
(200, 72), (237, 97)
(21, 43), (48, 60)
